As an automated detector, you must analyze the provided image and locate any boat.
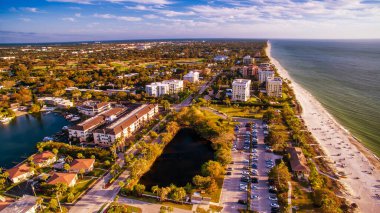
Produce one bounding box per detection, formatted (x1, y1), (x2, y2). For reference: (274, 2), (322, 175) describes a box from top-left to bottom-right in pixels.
(70, 116), (81, 122)
(62, 126), (68, 130)
(43, 136), (53, 141)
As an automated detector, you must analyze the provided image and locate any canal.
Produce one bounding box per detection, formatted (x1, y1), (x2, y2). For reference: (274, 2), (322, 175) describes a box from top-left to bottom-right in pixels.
(139, 128), (215, 190)
(0, 112), (70, 169)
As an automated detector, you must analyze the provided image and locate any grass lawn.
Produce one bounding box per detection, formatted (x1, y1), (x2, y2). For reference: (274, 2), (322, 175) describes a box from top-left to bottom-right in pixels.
(63, 177), (95, 202)
(88, 168), (106, 177)
(108, 203), (142, 213)
(209, 204), (223, 212)
(201, 177), (224, 203)
(211, 104), (264, 119)
(291, 181), (316, 212)
(123, 195), (193, 211)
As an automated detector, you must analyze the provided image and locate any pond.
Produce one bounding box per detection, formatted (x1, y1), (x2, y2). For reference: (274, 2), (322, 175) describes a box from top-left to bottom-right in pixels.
(139, 128), (215, 190)
(0, 112), (70, 169)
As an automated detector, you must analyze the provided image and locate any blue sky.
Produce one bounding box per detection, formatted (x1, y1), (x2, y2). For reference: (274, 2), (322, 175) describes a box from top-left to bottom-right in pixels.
(0, 0), (380, 43)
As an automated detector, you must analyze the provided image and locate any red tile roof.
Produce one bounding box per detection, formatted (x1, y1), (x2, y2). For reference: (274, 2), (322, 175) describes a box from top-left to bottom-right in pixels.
(70, 159), (95, 171)
(47, 172), (77, 185)
(6, 163), (32, 179)
(32, 151), (55, 164)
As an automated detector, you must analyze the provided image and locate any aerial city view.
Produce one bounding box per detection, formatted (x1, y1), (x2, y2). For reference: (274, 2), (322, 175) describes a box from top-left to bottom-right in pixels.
(0, 0), (379, 213)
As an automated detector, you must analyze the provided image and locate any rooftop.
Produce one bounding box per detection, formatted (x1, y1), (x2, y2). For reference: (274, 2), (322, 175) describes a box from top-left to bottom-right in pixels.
(6, 163), (32, 179)
(70, 159), (95, 171)
(47, 172), (77, 185)
(32, 151), (55, 164)
(288, 147), (309, 172)
(0, 195), (38, 213)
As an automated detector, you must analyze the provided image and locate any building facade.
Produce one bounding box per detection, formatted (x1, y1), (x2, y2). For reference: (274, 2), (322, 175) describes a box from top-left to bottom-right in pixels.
(162, 80), (183, 94)
(93, 104), (159, 146)
(145, 82), (169, 97)
(243, 55), (254, 65)
(266, 77), (283, 97)
(232, 79), (251, 102)
(183, 71), (200, 83)
(77, 101), (111, 116)
(258, 70), (275, 84)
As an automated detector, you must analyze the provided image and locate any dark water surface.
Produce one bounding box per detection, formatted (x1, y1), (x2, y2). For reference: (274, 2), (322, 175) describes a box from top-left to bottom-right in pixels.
(139, 128), (214, 190)
(0, 113), (70, 168)
(270, 39), (380, 156)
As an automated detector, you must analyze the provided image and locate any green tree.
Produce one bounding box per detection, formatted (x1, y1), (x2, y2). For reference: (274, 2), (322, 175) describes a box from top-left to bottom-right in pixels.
(201, 160), (224, 178)
(63, 163), (70, 172)
(133, 184), (146, 196)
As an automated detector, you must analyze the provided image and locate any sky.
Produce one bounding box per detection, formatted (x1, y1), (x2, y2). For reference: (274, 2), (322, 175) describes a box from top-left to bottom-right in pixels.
(0, 0), (380, 43)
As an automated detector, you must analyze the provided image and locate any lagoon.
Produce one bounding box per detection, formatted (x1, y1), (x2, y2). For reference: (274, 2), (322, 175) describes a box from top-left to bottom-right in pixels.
(139, 128), (214, 190)
(0, 113), (70, 169)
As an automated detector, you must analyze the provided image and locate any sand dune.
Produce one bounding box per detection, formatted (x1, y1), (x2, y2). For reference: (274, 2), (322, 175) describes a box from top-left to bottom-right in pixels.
(266, 41), (380, 213)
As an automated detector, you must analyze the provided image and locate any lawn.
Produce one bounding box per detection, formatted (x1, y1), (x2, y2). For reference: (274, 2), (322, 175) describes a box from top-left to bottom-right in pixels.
(291, 181), (316, 212)
(211, 104), (264, 119)
(88, 168), (106, 177)
(201, 177), (224, 203)
(108, 203), (142, 213)
(62, 177), (95, 202)
(123, 195), (193, 211)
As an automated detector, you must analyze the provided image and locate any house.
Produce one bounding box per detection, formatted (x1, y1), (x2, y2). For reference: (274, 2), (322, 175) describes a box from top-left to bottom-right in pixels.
(47, 172), (78, 187)
(32, 151), (56, 168)
(77, 101), (111, 116)
(288, 147), (310, 179)
(0, 195), (38, 213)
(93, 104), (159, 146)
(69, 159), (95, 173)
(6, 163), (34, 183)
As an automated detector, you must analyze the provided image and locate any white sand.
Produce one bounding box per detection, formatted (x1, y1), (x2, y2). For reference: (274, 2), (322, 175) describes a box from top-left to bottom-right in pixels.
(266, 42), (380, 213)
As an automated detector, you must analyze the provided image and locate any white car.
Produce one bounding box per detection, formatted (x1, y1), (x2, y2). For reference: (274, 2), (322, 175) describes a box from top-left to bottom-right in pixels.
(251, 194), (259, 199)
(270, 203), (280, 208)
(269, 196), (278, 201)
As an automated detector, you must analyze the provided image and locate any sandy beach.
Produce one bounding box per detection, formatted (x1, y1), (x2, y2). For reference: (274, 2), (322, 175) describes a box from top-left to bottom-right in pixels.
(266, 42), (380, 213)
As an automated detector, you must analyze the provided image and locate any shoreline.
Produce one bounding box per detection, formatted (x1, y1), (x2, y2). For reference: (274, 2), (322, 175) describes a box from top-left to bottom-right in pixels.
(266, 41), (380, 213)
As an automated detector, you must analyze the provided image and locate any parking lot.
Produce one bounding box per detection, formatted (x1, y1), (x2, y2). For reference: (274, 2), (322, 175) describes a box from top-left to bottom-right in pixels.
(220, 118), (282, 213)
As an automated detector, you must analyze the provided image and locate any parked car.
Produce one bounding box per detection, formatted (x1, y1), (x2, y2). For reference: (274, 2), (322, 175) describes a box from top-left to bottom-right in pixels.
(251, 194), (259, 199)
(270, 203), (280, 208)
(226, 172), (232, 175)
(238, 199), (247, 205)
(269, 196), (278, 201)
(251, 177), (258, 183)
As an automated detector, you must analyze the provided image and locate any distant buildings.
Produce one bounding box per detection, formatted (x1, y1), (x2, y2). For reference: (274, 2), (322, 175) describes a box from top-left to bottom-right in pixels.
(258, 70), (274, 84)
(213, 55), (228, 62)
(243, 55), (254, 65)
(232, 79), (251, 102)
(116, 73), (139, 79)
(37, 97), (73, 109)
(145, 80), (183, 97)
(1, 195), (38, 213)
(183, 71), (200, 83)
(93, 104), (158, 146)
(266, 77), (283, 98)
(77, 101), (111, 116)
(68, 108), (126, 142)
(242, 65), (259, 78)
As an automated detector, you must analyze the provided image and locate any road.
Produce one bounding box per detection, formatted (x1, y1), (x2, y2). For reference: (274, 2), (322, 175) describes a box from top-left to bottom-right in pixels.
(119, 197), (191, 213)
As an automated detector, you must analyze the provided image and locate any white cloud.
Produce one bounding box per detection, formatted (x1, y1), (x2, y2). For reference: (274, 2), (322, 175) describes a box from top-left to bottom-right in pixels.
(143, 14), (159, 19)
(19, 18), (32, 22)
(47, 0), (172, 4)
(75, 13), (81, 17)
(62, 17), (76, 22)
(20, 7), (41, 13)
(94, 13), (142, 21)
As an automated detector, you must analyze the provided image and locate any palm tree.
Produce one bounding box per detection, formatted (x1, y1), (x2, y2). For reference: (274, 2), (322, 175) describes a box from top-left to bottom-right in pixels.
(151, 185), (160, 199)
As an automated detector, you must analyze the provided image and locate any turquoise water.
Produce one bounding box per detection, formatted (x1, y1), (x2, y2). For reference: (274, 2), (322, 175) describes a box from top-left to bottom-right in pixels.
(0, 113), (70, 168)
(270, 39), (380, 157)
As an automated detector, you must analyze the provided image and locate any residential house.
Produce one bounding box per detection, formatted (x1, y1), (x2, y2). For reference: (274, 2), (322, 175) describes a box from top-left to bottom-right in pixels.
(69, 159), (95, 173)
(32, 151), (56, 168)
(288, 147), (310, 179)
(47, 172), (78, 187)
(6, 164), (34, 183)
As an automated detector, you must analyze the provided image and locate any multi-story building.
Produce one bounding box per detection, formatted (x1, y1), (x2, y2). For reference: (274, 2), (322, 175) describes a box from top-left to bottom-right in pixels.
(183, 71), (200, 83)
(243, 55), (254, 65)
(38, 97), (74, 109)
(93, 104), (159, 146)
(145, 82), (169, 97)
(266, 77), (283, 97)
(77, 101), (111, 116)
(68, 108), (126, 142)
(162, 80), (183, 94)
(242, 65), (259, 77)
(258, 70), (274, 84)
(232, 79), (251, 102)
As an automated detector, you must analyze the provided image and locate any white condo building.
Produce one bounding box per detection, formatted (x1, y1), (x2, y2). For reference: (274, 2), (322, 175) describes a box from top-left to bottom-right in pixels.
(145, 80), (183, 97)
(183, 71), (200, 83)
(232, 79), (251, 102)
(243, 55), (254, 65)
(266, 77), (283, 97)
(258, 70), (275, 84)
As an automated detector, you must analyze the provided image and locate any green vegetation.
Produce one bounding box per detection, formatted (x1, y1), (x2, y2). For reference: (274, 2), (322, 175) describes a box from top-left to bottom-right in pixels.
(107, 202), (142, 213)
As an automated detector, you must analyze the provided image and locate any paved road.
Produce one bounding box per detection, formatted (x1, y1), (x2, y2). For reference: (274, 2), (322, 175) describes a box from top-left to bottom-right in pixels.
(119, 196), (191, 213)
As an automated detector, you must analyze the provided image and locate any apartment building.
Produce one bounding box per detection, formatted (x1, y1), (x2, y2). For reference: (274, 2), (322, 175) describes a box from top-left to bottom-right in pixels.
(162, 80), (183, 94)
(77, 101), (111, 116)
(93, 104), (159, 146)
(258, 70), (275, 84)
(266, 77), (283, 97)
(183, 71), (200, 83)
(243, 55), (254, 65)
(145, 82), (169, 97)
(232, 79), (251, 102)
(68, 107), (126, 142)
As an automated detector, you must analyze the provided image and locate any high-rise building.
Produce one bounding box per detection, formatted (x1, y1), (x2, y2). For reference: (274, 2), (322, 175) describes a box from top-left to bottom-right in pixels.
(162, 79), (184, 94)
(266, 77), (283, 97)
(232, 79), (251, 102)
(145, 82), (170, 97)
(243, 55), (254, 65)
(258, 70), (274, 84)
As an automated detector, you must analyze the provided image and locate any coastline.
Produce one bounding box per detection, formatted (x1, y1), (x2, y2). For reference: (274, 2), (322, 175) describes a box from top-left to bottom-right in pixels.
(266, 41), (380, 213)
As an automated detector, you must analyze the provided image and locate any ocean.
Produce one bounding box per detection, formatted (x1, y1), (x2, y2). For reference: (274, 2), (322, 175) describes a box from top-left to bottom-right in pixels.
(270, 39), (380, 157)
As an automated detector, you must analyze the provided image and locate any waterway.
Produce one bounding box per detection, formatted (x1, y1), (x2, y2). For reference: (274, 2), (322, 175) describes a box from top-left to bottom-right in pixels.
(0, 112), (70, 169)
(139, 128), (215, 190)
